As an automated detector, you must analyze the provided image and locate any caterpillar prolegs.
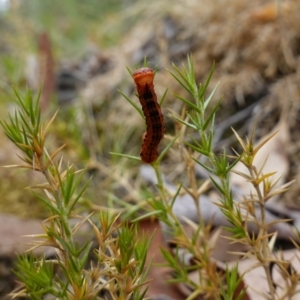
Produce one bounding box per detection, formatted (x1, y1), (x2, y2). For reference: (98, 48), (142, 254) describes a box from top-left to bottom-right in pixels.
(132, 68), (164, 164)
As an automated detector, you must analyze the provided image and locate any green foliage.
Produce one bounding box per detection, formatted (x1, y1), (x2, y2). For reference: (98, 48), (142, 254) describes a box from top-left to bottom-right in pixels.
(117, 57), (247, 298)
(2, 90), (150, 299)
(218, 265), (247, 300)
(18, 0), (125, 51)
(3, 56), (299, 299)
(118, 56), (298, 299)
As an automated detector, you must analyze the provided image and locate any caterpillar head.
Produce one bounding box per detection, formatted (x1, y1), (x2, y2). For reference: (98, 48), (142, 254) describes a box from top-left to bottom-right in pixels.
(133, 68), (154, 86)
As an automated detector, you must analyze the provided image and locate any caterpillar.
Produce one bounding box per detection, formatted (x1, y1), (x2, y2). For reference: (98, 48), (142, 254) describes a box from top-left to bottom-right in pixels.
(133, 68), (164, 164)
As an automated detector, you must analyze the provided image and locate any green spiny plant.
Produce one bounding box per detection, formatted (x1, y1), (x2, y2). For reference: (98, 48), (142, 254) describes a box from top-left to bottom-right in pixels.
(1, 89), (151, 299)
(118, 56), (298, 299)
(3, 56), (299, 300)
(116, 58), (246, 299)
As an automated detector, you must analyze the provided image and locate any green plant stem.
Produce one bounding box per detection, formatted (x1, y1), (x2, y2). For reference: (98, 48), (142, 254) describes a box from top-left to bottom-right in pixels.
(152, 162), (168, 202)
(249, 166), (275, 299)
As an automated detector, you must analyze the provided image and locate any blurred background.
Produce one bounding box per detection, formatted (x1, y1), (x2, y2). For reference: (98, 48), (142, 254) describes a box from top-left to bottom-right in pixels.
(0, 0), (300, 297)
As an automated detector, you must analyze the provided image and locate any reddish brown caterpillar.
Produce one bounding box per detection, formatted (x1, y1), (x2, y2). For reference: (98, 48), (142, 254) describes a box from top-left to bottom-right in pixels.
(133, 68), (164, 164)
